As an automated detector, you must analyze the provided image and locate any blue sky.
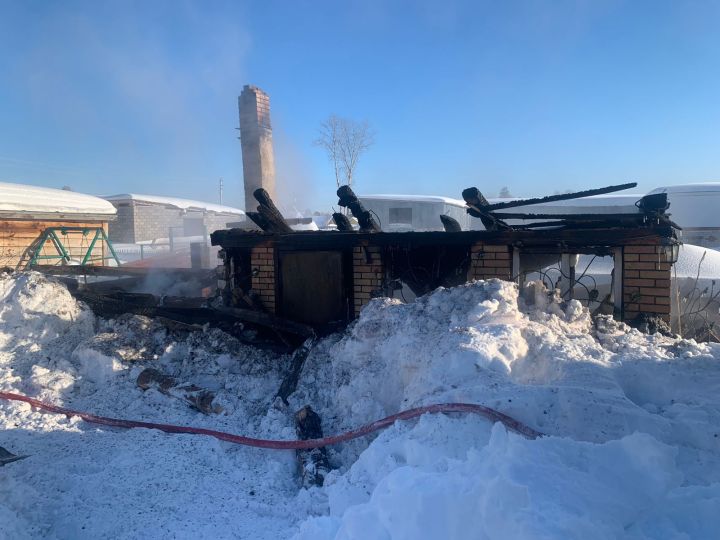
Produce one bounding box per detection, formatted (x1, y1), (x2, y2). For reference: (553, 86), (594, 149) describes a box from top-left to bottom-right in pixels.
(1, 0), (719, 212)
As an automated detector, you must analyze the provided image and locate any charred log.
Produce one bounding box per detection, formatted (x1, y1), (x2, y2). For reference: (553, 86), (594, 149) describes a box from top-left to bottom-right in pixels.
(276, 338), (315, 405)
(336, 185), (381, 232)
(473, 182), (638, 213)
(0, 446), (28, 467)
(246, 211), (274, 232)
(253, 188), (293, 233)
(461, 187), (511, 231)
(439, 214), (462, 232)
(332, 212), (354, 232)
(295, 405), (331, 487)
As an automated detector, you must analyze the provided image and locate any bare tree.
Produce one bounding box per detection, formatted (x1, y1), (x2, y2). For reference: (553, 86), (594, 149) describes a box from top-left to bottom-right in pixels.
(315, 115), (374, 188)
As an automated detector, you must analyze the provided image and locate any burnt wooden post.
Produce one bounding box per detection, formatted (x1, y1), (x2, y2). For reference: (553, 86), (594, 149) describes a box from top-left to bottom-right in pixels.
(337, 185), (381, 232)
(295, 405), (331, 488)
(0, 446), (28, 466)
(439, 214), (462, 232)
(276, 338), (316, 405)
(249, 188), (293, 233)
(332, 212), (354, 232)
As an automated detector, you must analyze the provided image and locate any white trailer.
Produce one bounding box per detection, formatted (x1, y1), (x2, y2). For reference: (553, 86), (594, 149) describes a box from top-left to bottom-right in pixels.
(358, 195), (469, 232)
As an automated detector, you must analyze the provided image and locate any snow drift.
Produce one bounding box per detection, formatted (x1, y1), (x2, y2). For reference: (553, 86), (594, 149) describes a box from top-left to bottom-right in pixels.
(1, 272), (720, 539)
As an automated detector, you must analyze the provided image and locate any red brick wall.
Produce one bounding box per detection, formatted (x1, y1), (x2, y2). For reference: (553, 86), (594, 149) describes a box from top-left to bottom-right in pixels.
(468, 243), (512, 281)
(623, 244), (672, 321)
(352, 243), (384, 317)
(250, 244), (275, 313)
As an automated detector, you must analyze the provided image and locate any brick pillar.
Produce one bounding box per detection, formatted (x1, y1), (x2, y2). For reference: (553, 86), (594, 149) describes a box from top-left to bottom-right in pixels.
(622, 244), (672, 321)
(352, 243), (385, 317)
(250, 244), (275, 313)
(468, 243), (512, 281)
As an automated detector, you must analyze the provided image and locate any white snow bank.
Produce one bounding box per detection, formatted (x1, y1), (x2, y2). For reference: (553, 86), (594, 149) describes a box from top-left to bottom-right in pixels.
(104, 193), (244, 215)
(290, 280), (720, 539)
(296, 423), (719, 540)
(0, 181), (116, 217)
(1, 273), (720, 539)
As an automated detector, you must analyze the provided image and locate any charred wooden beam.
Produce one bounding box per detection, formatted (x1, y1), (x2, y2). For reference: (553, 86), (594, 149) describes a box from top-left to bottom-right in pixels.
(137, 368), (223, 414)
(254, 187), (282, 214)
(0, 446), (28, 467)
(254, 188), (293, 233)
(276, 338), (315, 405)
(33, 265), (215, 279)
(71, 289), (314, 340)
(490, 212), (644, 221)
(295, 406), (331, 487)
(461, 187), (511, 231)
(337, 185), (381, 232)
(332, 212), (354, 232)
(473, 182), (638, 212)
(439, 214), (462, 232)
(213, 306), (315, 338)
(246, 211), (274, 232)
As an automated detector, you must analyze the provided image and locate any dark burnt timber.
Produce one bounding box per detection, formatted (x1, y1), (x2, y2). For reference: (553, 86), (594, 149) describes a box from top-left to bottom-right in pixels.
(337, 185), (381, 232)
(71, 289), (312, 348)
(332, 212), (354, 232)
(473, 181), (638, 212)
(276, 337), (315, 405)
(462, 187), (511, 231)
(295, 406), (331, 487)
(252, 188), (293, 233)
(246, 210), (274, 232)
(33, 265), (215, 279)
(0, 446), (28, 467)
(439, 214), (462, 232)
(212, 226), (676, 252)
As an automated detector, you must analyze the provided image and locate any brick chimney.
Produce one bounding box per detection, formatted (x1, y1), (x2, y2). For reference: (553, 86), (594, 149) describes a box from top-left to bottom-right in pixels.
(238, 85), (276, 210)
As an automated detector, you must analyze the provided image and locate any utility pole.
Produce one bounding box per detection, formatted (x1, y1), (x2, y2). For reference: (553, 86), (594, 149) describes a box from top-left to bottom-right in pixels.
(219, 177), (224, 205)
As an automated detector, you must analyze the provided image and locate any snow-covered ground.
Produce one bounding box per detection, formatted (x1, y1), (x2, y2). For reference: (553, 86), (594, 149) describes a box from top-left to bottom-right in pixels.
(1, 272), (720, 539)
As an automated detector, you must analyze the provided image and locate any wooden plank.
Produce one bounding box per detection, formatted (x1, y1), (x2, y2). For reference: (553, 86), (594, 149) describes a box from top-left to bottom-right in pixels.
(478, 182), (638, 212)
(33, 265), (215, 278)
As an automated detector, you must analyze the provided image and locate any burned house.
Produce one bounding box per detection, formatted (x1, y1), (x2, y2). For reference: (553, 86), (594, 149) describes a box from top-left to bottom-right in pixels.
(212, 184), (680, 331)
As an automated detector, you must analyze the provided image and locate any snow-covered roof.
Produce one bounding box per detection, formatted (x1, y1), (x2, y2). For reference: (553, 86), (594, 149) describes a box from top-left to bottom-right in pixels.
(648, 183), (720, 194)
(360, 194), (467, 207)
(0, 181), (116, 220)
(494, 193), (645, 215)
(104, 193), (245, 215)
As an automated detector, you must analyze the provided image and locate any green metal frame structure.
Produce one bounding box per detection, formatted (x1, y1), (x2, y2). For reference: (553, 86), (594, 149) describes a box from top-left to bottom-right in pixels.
(28, 227), (121, 267)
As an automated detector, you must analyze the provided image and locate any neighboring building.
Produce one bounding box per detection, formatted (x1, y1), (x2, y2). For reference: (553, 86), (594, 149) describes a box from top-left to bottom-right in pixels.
(104, 193), (245, 244)
(0, 181), (116, 268)
(358, 195), (469, 232)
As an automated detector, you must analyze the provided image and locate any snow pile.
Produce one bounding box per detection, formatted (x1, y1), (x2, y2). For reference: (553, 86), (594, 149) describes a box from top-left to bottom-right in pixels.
(290, 280), (720, 539)
(1, 272), (720, 539)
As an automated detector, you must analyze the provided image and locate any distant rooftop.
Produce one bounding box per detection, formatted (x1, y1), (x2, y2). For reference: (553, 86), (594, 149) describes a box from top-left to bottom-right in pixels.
(649, 183), (720, 194)
(360, 194), (467, 207)
(0, 181), (116, 220)
(104, 193), (245, 215)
